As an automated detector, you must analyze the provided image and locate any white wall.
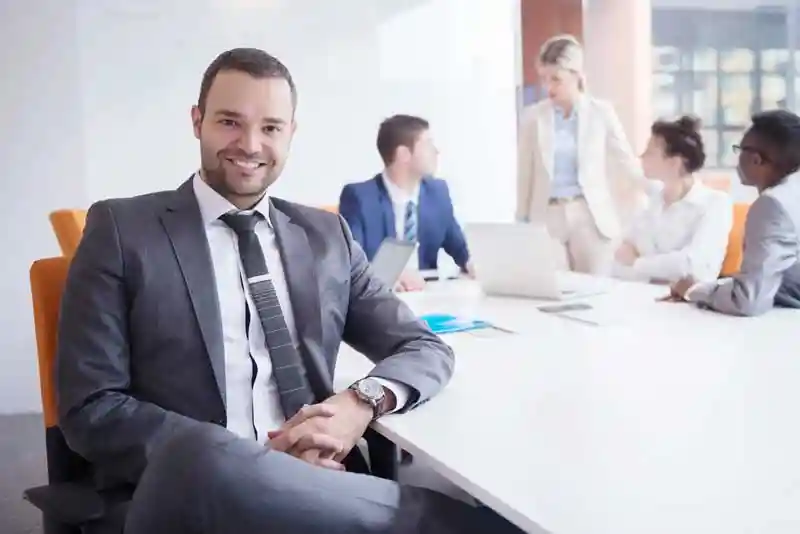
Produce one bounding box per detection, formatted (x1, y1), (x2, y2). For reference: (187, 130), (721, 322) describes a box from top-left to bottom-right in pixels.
(0, 0), (519, 413)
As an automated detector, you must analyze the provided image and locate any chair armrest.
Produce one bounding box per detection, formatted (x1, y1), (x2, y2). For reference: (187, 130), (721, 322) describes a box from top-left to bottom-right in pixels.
(24, 483), (106, 524)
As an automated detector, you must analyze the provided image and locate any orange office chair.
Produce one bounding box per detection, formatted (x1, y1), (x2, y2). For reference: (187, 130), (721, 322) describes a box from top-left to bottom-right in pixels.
(720, 202), (750, 277)
(49, 210), (87, 257)
(24, 257), (128, 534)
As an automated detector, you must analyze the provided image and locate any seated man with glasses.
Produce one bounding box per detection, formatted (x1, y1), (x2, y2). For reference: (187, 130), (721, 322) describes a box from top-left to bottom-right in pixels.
(667, 110), (800, 316)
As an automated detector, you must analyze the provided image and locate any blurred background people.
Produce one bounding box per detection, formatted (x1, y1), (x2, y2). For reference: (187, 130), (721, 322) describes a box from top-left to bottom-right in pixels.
(669, 110), (800, 315)
(339, 115), (472, 292)
(612, 115), (732, 284)
(516, 34), (644, 274)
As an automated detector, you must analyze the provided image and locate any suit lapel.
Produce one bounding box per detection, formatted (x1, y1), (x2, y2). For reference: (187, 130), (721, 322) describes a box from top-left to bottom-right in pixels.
(537, 101), (555, 180)
(160, 180), (226, 405)
(576, 97), (591, 185)
(416, 180), (434, 265)
(269, 201), (331, 398)
(374, 175), (396, 238)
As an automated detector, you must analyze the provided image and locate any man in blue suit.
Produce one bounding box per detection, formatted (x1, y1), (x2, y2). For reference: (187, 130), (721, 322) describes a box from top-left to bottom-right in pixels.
(339, 115), (472, 291)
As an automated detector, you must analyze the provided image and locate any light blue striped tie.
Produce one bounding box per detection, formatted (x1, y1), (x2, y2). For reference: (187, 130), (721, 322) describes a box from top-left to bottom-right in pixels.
(403, 201), (417, 243)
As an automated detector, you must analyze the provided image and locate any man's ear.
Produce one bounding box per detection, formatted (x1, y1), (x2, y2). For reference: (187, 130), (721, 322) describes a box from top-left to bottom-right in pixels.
(191, 105), (202, 140)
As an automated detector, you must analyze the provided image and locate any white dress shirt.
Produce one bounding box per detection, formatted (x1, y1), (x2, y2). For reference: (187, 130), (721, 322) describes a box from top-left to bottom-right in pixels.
(613, 180), (733, 283)
(382, 172), (420, 270)
(192, 175), (408, 441)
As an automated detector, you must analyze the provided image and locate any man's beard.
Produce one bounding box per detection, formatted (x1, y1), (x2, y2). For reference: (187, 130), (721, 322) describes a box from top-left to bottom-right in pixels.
(202, 150), (273, 200)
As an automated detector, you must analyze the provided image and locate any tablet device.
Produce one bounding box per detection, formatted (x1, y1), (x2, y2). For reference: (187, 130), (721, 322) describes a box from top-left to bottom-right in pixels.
(538, 302), (593, 314)
(370, 239), (416, 286)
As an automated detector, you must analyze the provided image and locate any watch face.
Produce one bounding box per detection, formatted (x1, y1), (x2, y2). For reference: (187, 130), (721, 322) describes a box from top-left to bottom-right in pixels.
(357, 378), (384, 400)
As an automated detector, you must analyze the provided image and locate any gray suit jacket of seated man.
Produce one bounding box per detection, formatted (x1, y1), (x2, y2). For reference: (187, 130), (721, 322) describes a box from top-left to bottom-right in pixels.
(690, 174), (800, 316)
(55, 177), (455, 489)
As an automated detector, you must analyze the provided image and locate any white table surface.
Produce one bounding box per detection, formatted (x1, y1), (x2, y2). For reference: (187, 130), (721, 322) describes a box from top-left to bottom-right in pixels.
(335, 276), (800, 534)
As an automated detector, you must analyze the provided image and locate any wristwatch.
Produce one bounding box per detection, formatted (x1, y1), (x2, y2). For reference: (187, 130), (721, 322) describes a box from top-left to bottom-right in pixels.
(348, 378), (387, 420)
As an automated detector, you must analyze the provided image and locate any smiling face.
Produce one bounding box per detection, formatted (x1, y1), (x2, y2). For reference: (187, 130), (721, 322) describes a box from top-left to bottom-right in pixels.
(191, 69), (296, 208)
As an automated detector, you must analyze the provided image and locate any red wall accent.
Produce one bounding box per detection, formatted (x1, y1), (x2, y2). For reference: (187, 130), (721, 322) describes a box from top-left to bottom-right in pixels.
(520, 0), (584, 86)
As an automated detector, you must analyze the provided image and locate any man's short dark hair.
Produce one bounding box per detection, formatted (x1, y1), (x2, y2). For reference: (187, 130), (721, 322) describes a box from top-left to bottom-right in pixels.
(749, 109), (800, 174)
(198, 48), (297, 114)
(376, 115), (430, 165)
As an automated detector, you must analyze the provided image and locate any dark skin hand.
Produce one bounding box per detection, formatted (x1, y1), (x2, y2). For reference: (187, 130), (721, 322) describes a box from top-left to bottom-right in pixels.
(657, 276), (697, 302)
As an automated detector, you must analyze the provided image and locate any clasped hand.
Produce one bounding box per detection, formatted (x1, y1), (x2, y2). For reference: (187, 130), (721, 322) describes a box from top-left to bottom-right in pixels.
(267, 390), (373, 471)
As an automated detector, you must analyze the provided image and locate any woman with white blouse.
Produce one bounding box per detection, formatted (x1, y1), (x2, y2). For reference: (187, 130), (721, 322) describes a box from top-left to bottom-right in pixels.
(612, 116), (733, 284)
(516, 35), (644, 274)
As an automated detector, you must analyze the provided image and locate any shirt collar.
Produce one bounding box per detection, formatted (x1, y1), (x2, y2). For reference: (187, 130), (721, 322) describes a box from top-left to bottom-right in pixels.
(381, 171), (420, 205)
(192, 173), (272, 226)
(658, 179), (715, 207)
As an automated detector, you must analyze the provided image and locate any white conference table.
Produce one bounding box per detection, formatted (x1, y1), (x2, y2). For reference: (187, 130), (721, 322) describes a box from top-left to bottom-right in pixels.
(335, 276), (800, 534)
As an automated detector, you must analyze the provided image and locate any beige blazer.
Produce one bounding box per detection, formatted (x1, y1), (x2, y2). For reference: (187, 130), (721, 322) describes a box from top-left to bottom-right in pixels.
(516, 96), (645, 240)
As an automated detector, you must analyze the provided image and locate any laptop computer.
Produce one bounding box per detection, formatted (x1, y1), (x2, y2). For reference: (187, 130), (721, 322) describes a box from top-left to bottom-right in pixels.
(370, 238), (416, 287)
(463, 222), (607, 301)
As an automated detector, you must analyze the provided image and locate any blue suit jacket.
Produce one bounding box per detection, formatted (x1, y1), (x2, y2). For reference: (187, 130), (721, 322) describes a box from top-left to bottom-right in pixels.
(339, 174), (470, 271)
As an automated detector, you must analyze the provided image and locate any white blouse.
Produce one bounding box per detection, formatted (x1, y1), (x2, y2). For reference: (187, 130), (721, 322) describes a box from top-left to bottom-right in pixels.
(613, 180), (734, 283)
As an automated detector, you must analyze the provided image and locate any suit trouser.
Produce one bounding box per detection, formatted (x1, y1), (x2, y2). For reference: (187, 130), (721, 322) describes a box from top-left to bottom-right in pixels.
(546, 197), (613, 275)
(124, 422), (525, 534)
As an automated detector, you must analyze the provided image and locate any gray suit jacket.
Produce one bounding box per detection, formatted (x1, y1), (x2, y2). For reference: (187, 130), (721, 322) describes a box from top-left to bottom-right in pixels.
(690, 175), (800, 316)
(56, 179), (454, 488)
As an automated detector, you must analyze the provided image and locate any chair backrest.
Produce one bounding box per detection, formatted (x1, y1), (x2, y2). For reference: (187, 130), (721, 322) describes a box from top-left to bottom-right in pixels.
(30, 257), (90, 483)
(721, 203), (750, 277)
(50, 210), (87, 257)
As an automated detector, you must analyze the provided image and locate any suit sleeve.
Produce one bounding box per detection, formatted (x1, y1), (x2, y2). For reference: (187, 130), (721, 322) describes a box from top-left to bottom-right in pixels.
(56, 202), (198, 485)
(603, 102), (645, 185)
(516, 109), (537, 222)
(338, 185), (366, 250)
(339, 215), (454, 410)
(439, 182), (470, 270)
(688, 195), (799, 316)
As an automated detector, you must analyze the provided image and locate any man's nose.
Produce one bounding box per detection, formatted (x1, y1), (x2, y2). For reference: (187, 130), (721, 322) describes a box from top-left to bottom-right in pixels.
(238, 130), (262, 156)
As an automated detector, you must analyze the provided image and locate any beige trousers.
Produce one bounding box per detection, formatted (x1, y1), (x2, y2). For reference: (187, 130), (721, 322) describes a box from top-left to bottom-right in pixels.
(546, 197), (613, 275)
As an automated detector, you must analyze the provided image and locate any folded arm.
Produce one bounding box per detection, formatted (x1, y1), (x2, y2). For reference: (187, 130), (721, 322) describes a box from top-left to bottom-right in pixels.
(687, 195), (798, 316)
(439, 182), (470, 270)
(56, 202), (197, 485)
(339, 216), (454, 411)
(631, 196), (733, 282)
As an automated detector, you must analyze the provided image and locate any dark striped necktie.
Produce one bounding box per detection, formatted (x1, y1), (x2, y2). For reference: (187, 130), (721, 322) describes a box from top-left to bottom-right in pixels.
(219, 211), (314, 419)
(403, 201), (417, 242)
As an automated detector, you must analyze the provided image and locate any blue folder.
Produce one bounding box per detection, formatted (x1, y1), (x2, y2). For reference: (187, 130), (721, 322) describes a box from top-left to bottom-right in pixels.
(419, 313), (492, 335)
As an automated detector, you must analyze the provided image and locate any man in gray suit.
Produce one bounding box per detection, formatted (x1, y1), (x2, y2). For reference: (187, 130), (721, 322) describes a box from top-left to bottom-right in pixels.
(57, 48), (522, 533)
(668, 110), (800, 315)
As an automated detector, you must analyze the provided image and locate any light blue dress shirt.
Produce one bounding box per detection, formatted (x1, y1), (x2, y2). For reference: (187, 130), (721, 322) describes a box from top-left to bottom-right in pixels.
(550, 106), (582, 199)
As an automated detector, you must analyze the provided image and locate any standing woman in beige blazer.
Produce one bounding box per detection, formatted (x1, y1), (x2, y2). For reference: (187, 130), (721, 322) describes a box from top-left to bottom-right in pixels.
(516, 35), (644, 274)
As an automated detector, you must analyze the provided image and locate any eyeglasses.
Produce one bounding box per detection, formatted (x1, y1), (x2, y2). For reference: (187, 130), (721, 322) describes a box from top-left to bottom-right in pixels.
(732, 144), (770, 163)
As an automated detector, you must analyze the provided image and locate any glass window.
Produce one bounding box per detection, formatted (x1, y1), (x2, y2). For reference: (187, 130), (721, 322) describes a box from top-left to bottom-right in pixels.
(720, 75), (753, 126)
(761, 74), (787, 110)
(652, 4), (794, 170)
(762, 49), (789, 73)
(701, 128), (719, 168)
(654, 46), (680, 72)
(720, 49), (755, 73)
(721, 130), (746, 168)
(692, 74), (717, 126)
(653, 73), (678, 118)
(692, 48), (717, 71)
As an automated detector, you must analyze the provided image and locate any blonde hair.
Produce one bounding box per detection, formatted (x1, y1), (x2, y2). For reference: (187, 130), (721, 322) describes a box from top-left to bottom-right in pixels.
(538, 34), (585, 91)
